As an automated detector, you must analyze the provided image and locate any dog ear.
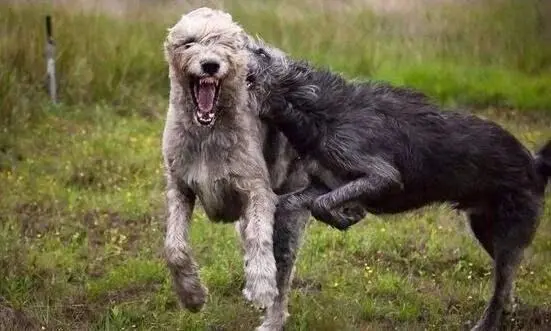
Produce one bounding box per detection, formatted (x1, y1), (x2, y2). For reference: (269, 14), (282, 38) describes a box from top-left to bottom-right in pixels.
(163, 40), (172, 63)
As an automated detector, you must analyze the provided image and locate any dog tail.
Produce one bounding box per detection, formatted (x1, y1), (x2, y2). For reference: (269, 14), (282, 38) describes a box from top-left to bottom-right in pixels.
(535, 140), (551, 185)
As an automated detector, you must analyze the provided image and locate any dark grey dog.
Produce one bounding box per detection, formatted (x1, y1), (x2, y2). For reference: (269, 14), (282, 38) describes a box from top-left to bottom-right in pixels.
(246, 40), (551, 331)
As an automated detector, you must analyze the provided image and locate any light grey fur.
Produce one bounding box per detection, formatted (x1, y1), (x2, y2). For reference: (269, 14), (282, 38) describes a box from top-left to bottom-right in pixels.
(162, 8), (311, 330)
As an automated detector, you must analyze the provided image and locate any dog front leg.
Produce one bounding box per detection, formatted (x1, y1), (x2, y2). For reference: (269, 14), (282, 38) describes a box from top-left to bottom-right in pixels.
(278, 178), (368, 231)
(311, 166), (401, 230)
(164, 178), (207, 312)
(240, 186), (279, 309)
(277, 181), (329, 211)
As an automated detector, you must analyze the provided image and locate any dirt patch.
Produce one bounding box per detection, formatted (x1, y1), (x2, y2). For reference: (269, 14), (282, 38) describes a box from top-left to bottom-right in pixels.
(84, 209), (159, 277)
(60, 294), (95, 330)
(15, 201), (57, 238)
(509, 305), (551, 331)
(84, 209), (154, 251)
(0, 298), (38, 331)
(59, 283), (160, 328)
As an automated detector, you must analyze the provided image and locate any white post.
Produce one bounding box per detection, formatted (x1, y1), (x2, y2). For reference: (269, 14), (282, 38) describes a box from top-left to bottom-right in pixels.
(45, 15), (57, 104)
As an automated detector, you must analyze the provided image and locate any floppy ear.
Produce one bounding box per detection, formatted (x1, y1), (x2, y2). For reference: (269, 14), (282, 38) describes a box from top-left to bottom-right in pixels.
(163, 40), (171, 63)
(165, 23), (177, 46)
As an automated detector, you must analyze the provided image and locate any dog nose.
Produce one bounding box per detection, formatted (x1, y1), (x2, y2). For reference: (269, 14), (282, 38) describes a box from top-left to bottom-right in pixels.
(201, 61), (220, 75)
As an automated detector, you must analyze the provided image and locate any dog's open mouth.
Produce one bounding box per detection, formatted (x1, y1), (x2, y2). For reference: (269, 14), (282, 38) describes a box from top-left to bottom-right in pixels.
(246, 73), (255, 89)
(190, 76), (220, 126)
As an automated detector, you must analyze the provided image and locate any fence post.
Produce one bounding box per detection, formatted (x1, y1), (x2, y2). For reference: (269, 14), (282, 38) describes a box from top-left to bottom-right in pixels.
(45, 15), (57, 104)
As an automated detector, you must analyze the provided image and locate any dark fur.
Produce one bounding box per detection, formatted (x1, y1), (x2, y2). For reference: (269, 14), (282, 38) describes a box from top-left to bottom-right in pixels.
(247, 42), (551, 331)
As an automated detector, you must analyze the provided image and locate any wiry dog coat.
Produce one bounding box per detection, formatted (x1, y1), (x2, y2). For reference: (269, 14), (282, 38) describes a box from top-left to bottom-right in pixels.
(162, 9), (312, 330)
(246, 40), (551, 331)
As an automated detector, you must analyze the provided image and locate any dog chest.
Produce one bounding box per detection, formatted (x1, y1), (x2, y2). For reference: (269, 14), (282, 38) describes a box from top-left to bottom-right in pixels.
(163, 118), (265, 222)
(174, 151), (245, 222)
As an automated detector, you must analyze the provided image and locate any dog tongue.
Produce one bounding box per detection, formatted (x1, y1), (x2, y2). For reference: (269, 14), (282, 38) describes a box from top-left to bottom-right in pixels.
(197, 82), (216, 113)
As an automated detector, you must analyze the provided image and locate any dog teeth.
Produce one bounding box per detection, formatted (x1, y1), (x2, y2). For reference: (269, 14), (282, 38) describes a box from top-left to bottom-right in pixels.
(199, 77), (218, 85)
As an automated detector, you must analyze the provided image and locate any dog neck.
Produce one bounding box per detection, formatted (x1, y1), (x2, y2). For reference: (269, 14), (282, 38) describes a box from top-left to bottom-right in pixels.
(266, 103), (325, 157)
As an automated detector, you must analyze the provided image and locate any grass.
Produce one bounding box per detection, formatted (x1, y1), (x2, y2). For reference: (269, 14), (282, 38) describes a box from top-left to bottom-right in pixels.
(1, 0), (551, 330)
(2, 0), (551, 127)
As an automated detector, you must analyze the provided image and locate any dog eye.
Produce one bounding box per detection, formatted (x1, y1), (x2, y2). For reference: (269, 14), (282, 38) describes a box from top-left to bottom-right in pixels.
(254, 48), (270, 59)
(177, 38), (196, 49)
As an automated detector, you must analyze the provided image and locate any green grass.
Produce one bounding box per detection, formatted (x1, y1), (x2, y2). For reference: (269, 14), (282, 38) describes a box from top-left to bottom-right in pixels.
(1, 0), (551, 330)
(1, 105), (550, 330)
(2, 0), (551, 127)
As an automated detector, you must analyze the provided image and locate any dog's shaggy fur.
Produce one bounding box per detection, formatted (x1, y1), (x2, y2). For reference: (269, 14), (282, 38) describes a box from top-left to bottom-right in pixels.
(162, 8), (312, 330)
(246, 40), (551, 331)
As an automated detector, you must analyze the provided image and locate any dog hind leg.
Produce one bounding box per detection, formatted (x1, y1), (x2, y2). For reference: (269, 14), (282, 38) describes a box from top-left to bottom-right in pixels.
(471, 193), (540, 331)
(257, 206), (310, 331)
(469, 208), (520, 315)
(468, 208), (495, 259)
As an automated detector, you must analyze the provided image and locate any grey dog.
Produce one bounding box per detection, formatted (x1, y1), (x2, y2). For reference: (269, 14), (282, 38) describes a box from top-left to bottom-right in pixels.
(245, 39), (551, 331)
(161, 8), (315, 330)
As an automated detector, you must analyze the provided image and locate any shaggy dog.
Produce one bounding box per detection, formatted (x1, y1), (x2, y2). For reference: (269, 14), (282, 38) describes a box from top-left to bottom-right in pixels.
(162, 8), (313, 330)
(245, 40), (551, 331)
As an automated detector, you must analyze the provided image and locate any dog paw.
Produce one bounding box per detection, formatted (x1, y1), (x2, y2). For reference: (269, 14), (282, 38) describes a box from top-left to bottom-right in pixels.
(470, 315), (501, 331)
(243, 276), (278, 309)
(340, 203), (367, 224)
(173, 273), (208, 312)
(255, 311), (289, 331)
(255, 324), (284, 331)
(311, 199), (362, 231)
(470, 323), (499, 331)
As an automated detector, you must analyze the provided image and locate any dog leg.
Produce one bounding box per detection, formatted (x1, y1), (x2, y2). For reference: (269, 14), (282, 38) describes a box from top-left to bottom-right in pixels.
(472, 247), (523, 331)
(311, 171), (401, 230)
(277, 182), (328, 211)
(471, 194), (540, 331)
(257, 207), (310, 331)
(278, 179), (367, 230)
(468, 209), (495, 259)
(241, 186), (279, 309)
(164, 178), (207, 312)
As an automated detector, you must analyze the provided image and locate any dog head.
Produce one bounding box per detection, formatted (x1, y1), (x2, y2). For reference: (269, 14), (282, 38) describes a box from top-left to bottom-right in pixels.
(245, 38), (316, 117)
(245, 37), (287, 88)
(244, 38), (288, 113)
(164, 7), (249, 127)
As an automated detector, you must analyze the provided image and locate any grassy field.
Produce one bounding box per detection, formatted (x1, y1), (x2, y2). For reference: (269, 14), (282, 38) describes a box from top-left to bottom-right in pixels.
(1, 0), (551, 330)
